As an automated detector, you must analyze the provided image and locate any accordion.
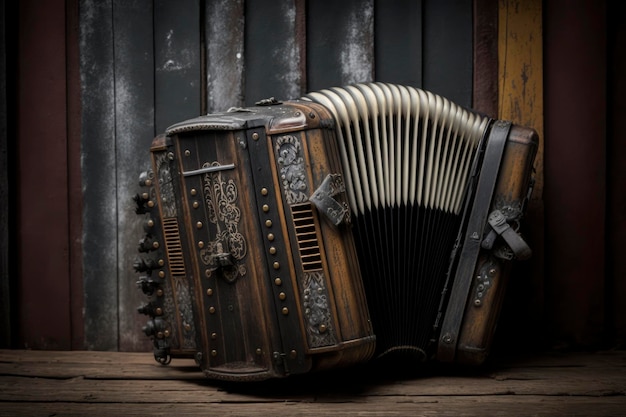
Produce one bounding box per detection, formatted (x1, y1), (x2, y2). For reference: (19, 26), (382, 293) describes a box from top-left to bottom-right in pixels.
(134, 83), (538, 381)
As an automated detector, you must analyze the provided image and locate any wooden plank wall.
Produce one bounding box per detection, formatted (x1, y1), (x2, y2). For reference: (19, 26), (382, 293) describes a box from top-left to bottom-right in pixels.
(78, 0), (475, 351)
(0, 0), (10, 348)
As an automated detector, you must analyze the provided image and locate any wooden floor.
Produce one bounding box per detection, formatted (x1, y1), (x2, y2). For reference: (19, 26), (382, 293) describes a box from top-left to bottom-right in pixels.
(0, 349), (625, 416)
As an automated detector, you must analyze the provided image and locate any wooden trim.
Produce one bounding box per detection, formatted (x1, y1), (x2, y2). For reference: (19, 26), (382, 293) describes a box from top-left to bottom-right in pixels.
(472, 0), (498, 116)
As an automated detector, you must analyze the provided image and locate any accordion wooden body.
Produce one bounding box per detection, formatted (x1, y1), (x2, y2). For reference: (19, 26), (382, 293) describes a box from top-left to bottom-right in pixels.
(134, 83), (538, 380)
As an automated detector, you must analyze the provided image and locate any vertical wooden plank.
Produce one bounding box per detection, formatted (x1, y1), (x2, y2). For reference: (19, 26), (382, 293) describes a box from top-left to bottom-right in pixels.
(80, 0), (119, 351)
(543, 0), (605, 347)
(473, 0), (498, 117)
(205, 0), (245, 112)
(113, 0), (156, 352)
(306, 0), (374, 91)
(423, 0), (473, 107)
(606, 1), (624, 348)
(374, 0), (423, 86)
(496, 0), (545, 352)
(244, 0), (305, 104)
(0, 0), (10, 348)
(17, 0), (72, 349)
(154, 0), (202, 133)
(67, 0), (85, 350)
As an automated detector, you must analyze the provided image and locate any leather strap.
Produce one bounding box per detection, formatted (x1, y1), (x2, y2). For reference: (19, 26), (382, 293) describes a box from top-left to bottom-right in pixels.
(482, 210), (532, 260)
(437, 120), (511, 362)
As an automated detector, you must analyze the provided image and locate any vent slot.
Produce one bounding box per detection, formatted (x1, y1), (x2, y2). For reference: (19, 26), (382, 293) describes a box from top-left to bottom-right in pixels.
(291, 203), (323, 271)
(162, 217), (186, 277)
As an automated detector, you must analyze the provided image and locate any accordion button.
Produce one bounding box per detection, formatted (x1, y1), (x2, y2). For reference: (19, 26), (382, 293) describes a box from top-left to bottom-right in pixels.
(252, 132), (259, 140)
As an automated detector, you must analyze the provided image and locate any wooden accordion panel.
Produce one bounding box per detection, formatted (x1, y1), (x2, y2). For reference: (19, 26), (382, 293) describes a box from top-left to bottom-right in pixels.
(134, 83), (538, 380)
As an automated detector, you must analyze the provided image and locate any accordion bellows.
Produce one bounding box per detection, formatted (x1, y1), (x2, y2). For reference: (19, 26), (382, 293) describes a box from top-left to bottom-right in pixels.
(134, 82), (538, 380)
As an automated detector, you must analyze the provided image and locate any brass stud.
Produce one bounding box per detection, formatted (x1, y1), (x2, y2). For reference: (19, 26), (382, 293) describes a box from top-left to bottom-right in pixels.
(145, 179), (152, 187)
(198, 241), (205, 249)
(141, 192), (149, 200)
(152, 241), (160, 249)
(158, 270), (165, 278)
(158, 259), (165, 266)
(209, 306), (216, 314)
(147, 200), (155, 208)
(267, 233), (275, 241)
(256, 348), (262, 355)
(146, 219), (154, 227)
(269, 247), (277, 255)
(206, 288), (213, 296)
(184, 149), (191, 156)
(155, 307), (163, 316)
(192, 201), (199, 209)
(252, 132), (259, 140)
(211, 332), (217, 340)
(156, 288), (164, 297)
(262, 204), (269, 212)
(265, 219), (273, 227)
(184, 323), (191, 331)
(191, 188), (197, 196)
(196, 221), (203, 229)
(282, 307), (289, 315)
(290, 350), (297, 359)
(261, 188), (268, 196)
(205, 269), (211, 277)
(319, 324), (327, 333)
(279, 292), (286, 300)
(274, 278), (282, 286)
(163, 329), (170, 337)
(157, 331), (164, 339)
(273, 262), (280, 270)
(211, 349), (217, 357)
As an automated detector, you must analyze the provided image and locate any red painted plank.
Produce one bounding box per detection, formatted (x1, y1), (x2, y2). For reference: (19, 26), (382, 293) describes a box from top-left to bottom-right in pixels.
(17, 0), (71, 349)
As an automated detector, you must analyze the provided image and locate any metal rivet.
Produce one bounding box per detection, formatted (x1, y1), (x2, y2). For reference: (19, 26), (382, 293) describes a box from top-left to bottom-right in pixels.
(265, 219), (273, 227)
(152, 241), (160, 249)
(184, 323), (191, 331)
(145, 179), (152, 187)
(163, 329), (170, 337)
(442, 334), (453, 344)
(146, 219), (154, 227)
(184, 149), (191, 156)
(256, 348), (262, 355)
(156, 289), (164, 297)
(261, 188), (268, 196)
(262, 204), (269, 212)
(205, 269), (211, 277)
(274, 278), (282, 286)
(192, 201), (199, 209)
(209, 306), (216, 314)
(267, 233), (275, 241)
(157, 331), (164, 339)
(207, 288), (213, 296)
(155, 308), (162, 316)
(290, 350), (297, 359)
(196, 221), (203, 229)
(273, 262), (280, 270)
(158, 259), (165, 266)
(191, 188), (197, 196)
(282, 307), (289, 315)
(211, 332), (217, 340)
(489, 268), (497, 276)
(158, 270), (165, 278)
(269, 247), (277, 255)
(147, 200), (155, 208)
(211, 350), (217, 357)
(279, 292), (286, 300)
(474, 299), (482, 306)
(141, 192), (149, 200)
(252, 132), (259, 140)
(294, 111), (301, 117)
(198, 241), (205, 248)
(167, 152), (174, 160)
(319, 324), (327, 333)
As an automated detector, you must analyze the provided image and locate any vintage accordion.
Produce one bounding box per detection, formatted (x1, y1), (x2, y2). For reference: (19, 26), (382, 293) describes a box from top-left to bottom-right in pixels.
(134, 83), (538, 381)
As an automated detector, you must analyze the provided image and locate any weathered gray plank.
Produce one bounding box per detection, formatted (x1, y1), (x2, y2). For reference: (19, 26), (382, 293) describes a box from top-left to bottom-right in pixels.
(80, 0), (119, 351)
(205, 0), (245, 112)
(423, 0), (473, 107)
(244, 0), (305, 104)
(113, 0), (157, 352)
(154, 0), (202, 133)
(306, 0), (375, 90)
(374, 0), (423, 86)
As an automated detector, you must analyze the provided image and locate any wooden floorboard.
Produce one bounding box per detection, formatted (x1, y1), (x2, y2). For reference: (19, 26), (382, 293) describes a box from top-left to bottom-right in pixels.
(0, 349), (624, 416)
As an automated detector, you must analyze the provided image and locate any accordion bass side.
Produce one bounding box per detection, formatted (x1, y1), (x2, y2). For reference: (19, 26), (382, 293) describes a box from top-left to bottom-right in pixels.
(136, 101), (375, 380)
(134, 82), (538, 379)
